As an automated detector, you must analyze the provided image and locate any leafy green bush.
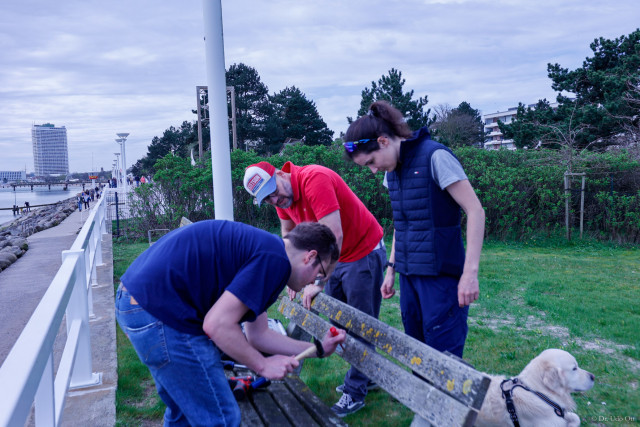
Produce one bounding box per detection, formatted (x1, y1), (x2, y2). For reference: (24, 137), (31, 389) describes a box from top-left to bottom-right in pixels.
(124, 155), (215, 240)
(124, 144), (640, 244)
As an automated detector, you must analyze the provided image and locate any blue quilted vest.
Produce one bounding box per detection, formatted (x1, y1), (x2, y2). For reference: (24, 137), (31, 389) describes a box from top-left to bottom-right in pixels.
(387, 128), (465, 277)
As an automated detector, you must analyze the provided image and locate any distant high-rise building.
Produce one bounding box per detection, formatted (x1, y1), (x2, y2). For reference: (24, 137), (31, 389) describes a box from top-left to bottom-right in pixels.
(32, 123), (69, 176)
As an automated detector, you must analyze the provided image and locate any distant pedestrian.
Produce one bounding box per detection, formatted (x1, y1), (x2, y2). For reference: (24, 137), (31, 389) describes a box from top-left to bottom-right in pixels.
(140, 175), (146, 184)
(76, 193), (82, 211)
(24, 201), (30, 212)
(83, 191), (90, 209)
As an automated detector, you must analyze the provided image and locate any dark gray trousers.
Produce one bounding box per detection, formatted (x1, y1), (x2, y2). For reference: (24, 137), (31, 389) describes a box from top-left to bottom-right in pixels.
(325, 244), (386, 401)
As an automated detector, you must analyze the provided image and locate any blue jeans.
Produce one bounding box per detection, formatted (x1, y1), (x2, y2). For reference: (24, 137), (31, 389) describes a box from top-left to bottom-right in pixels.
(398, 274), (469, 358)
(115, 284), (240, 427)
(325, 245), (386, 401)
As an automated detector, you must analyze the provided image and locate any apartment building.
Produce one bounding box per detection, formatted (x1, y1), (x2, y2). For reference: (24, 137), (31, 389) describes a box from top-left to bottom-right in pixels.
(0, 170), (26, 183)
(483, 108), (518, 150)
(483, 102), (561, 150)
(32, 123), (69, 176)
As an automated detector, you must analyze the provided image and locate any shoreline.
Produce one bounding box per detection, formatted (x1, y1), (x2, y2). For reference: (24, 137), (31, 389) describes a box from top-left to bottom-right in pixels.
(0, 200), (70, 228)
(0, 197), (77, 272)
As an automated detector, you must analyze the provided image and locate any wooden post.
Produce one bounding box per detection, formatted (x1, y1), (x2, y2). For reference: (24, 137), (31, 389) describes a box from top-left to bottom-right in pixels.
(227, 86), (237, 150)
(564, 172), (587, 241)
(564, 172), (570, 241)
(196, 85), (207, 160)
(580, 174), (585, 239)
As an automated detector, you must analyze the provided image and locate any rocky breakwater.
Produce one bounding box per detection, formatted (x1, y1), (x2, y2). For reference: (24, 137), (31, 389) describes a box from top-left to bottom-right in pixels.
(0, 197), (77, 271)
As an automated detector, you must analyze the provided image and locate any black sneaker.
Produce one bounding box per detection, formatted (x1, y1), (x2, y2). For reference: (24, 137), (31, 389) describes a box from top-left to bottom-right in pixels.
(331, 393), (365, 417)
(335, 381), (380, 393)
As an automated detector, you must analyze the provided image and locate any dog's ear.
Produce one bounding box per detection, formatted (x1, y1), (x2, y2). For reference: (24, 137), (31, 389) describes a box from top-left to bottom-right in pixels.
(542, 365), (565, 390)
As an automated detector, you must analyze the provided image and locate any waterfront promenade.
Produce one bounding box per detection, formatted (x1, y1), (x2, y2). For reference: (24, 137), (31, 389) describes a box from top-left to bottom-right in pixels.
(0, 208), (116, 426)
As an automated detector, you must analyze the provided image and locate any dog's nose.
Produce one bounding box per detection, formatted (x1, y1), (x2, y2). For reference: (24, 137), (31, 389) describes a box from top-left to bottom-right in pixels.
(589, 373), (595, 381)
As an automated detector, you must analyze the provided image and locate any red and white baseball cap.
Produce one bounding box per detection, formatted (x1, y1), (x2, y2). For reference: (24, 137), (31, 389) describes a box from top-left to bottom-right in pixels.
(243, 162), (277, 206)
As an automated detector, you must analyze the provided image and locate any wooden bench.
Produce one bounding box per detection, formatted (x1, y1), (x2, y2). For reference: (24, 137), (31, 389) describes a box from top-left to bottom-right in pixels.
(222, 361), (346, 427)
(222, 318), (345, 427)
(278, 293), (492, 426)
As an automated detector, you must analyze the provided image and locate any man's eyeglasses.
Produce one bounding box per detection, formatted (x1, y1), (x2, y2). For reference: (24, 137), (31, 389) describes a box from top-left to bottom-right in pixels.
(343, 139), (374, 153)
(317, 259), (327, 280)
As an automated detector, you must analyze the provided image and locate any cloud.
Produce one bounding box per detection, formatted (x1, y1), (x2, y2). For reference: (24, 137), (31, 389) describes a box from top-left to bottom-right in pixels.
(0, 0), (637, 173)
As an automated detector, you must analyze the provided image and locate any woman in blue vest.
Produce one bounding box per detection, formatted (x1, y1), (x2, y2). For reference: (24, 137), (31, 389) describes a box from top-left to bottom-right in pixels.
(343, 101), (485, 357)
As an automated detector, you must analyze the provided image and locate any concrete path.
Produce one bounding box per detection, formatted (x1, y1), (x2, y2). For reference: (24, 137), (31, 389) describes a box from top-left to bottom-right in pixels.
(0, 208), (116, 426)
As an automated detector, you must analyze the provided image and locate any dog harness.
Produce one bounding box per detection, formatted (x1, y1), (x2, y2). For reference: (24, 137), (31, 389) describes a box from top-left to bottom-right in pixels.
(500, 378), (565, 426)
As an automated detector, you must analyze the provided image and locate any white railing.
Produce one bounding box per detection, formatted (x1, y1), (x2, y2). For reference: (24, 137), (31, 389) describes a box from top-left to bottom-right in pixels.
(0, 195), (108, 427)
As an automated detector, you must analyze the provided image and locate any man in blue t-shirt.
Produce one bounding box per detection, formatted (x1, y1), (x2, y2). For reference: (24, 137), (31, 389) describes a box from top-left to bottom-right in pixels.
(116, 220), (345, 426)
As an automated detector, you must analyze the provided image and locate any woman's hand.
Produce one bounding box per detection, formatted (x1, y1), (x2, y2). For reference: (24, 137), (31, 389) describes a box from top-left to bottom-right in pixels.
(381, 271), (396, 299)
(457, 272), (479, 307)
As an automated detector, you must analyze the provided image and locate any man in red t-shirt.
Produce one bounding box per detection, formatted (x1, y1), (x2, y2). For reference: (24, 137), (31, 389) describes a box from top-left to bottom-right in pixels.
(244, 161), (386, 417)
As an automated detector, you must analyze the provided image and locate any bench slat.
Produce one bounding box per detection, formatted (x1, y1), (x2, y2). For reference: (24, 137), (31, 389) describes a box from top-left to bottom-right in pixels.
(269, 382), (320, 426)
(279, 299), (477, 427)
(251, 390), (292, 426)
(238, 398), (265, 426)
(310, 293), (490, 409)
(283, 376), (347, 427)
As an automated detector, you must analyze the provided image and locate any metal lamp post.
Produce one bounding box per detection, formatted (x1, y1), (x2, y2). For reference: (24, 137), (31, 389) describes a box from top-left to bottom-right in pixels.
(114, 153), (121, 188)
(115, 133), (129, 193)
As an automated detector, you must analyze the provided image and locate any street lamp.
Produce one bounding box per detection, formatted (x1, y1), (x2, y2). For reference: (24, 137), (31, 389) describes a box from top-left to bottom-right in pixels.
(114, 153), (121, 187)
(115, 133), (129, 192)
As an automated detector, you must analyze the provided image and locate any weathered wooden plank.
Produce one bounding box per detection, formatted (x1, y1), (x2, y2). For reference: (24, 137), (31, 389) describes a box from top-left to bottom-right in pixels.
(279, 298), (476, 427)
(238, 398), (264, 426)
(309, 293), (490, 410)
(251, 390), (292, 426)
(286, 322), (312, 375)
(267, 382), (320, 427)
(283, 376), (347, 427)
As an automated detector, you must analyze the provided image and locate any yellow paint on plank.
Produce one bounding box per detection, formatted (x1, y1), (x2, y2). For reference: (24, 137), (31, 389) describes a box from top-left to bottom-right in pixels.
(345, 320), (352, 328)
(410, 356), (422, 365)
(462, 379), (473, 395)
(302, 313), (309, 326)
(335, 311), (342, 321)
(447, 379), (455, 392)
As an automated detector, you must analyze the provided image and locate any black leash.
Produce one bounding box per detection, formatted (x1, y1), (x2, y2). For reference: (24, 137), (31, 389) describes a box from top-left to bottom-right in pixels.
(500, 378), (565, 426)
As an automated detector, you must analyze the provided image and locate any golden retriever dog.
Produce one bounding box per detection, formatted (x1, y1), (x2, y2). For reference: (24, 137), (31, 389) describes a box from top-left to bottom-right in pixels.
(475, 349), (595, 427)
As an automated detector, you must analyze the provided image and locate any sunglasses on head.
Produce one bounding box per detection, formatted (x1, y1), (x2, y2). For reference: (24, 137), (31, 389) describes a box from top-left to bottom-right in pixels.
(343, 138), (374, 153)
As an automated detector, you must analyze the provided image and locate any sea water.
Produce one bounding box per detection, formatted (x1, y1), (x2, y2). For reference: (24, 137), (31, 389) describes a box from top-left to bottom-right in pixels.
(0, 186), (76, 227)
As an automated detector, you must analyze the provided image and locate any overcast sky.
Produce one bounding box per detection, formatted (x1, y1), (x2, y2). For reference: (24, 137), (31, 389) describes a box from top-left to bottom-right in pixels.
(0, 0), (637, 173)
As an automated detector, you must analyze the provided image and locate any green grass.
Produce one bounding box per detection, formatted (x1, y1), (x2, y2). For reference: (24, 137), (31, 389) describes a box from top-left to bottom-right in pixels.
(113, 239), (640, 426)
(113, 242), (165, 426)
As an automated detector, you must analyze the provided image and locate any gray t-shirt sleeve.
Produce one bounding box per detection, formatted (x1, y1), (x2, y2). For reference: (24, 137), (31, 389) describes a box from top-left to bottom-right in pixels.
(382, 150), (467, 190)
(431, 149), (468, 190)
